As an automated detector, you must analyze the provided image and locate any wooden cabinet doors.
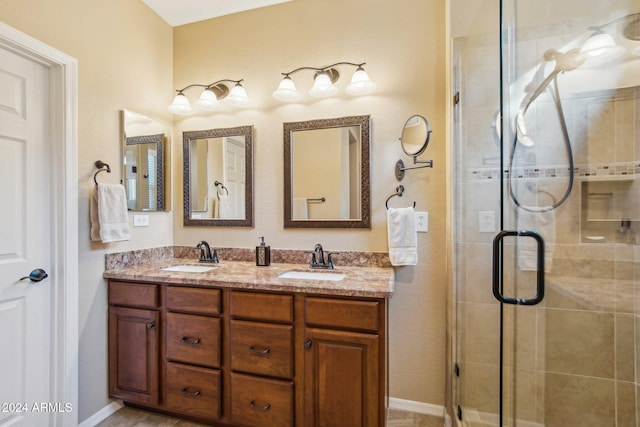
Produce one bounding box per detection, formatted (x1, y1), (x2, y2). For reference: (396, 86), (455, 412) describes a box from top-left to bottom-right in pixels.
(108, 306), (160, 405)
(304, 327), (380, 427)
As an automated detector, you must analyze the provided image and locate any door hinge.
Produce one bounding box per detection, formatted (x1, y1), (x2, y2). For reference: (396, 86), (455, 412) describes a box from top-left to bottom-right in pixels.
(454, 91), (460, 105)
(455, 363), (460, 377)
(457, 405), (463, 421)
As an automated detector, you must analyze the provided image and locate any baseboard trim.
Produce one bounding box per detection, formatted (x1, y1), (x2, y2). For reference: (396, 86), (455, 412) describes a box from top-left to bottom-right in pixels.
(78, 401), (122, 427)
(388, 397), (445, 418)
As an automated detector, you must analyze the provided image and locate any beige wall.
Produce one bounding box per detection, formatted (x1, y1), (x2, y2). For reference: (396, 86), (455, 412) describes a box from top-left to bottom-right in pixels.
(0, 0), (448, 420)
(0, 0), (174, 422)
(172, 0), (447, 406)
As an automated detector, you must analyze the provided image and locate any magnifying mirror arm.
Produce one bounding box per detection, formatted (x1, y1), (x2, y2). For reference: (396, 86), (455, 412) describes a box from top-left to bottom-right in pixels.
(395, 157), (434, 181)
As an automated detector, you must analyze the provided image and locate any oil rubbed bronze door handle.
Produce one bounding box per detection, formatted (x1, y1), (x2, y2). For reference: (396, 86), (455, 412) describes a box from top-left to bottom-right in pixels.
(492, 230), (545, 305)
(181, 336), (201, 345)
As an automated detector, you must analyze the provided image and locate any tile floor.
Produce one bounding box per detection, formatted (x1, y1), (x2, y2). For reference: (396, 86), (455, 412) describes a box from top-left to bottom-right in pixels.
(96, 406), (443, 426)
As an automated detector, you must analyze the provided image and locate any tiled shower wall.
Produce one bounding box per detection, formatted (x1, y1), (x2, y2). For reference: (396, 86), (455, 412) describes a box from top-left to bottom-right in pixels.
(454, 19), (640, 427)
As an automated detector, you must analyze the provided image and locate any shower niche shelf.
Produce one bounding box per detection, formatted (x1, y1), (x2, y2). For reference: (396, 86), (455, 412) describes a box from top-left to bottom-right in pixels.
(581, 180), (639, 223)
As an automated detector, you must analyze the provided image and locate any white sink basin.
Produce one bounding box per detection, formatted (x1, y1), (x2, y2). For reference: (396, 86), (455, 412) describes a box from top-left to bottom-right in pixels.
(277, 270), (345, 281)
(161, 264), (216, 273)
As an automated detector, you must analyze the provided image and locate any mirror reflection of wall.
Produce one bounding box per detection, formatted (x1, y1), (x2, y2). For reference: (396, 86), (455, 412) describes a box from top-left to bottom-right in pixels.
(189, 136), (246, 220)
(121, 110), (169, 211)
(292, 126), (361, 220)
(284, 115), (371, 229)
(183, 126), (254, 227)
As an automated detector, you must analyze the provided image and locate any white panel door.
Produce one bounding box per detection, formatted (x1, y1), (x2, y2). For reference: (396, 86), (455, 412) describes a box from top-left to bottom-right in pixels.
(0, 44), (53, 426)
(224, 137), (245, 219)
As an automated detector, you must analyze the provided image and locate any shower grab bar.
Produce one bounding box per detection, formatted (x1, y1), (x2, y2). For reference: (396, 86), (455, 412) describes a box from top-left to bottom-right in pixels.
(492, 230), (545, 305)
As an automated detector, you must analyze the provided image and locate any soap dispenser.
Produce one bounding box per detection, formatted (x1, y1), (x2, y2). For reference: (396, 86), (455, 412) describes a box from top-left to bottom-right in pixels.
(256, 236), (271, 266)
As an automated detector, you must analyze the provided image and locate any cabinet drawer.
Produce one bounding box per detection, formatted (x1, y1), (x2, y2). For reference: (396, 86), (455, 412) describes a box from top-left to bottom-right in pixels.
(109, 281), (158, 308)
(166, 286), (221, 315)
(166, 313), (221, 368)
(230, 320), (293, 379)
(165, 362), (221, 420)
(305, 297), (380, 332)
(230, 291), (293, 322)
(230, 373), (293, 427)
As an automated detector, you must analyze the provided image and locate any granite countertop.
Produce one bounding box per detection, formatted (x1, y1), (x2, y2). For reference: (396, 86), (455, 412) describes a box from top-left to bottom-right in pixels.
(104, 259), (394, 298)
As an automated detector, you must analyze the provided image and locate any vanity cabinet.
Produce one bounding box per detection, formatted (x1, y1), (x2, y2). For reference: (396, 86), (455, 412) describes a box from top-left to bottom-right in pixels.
(108, 282), (160, 405)
(303, 297), (384, 427)
(108, 280), (387, 426)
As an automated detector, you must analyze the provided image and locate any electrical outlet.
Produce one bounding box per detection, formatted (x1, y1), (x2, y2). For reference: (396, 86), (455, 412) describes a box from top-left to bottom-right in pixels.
(133, 214), (149, 227)
(478, 211), (496, 233)
(415, 211), (429, 233)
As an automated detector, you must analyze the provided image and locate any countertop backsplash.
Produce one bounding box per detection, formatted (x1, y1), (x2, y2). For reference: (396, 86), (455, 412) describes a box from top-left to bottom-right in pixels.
(106, 245), (392, 270)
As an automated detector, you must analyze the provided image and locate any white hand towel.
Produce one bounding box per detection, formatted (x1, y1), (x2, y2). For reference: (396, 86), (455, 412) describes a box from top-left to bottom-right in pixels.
(517, 209), (554, 273)
(216, 193), (231, 219)
(90, 187), (101, 241)
(95, 183), (131, 243)
(387, 206), (418, 266)
(293, 198), (309, 220)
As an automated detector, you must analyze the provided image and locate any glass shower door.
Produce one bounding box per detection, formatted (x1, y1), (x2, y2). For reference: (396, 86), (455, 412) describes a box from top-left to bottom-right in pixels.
(454, 0), (640, 425)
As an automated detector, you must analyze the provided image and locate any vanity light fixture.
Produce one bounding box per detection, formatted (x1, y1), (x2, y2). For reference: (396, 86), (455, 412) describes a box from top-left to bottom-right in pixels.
(272, 62), (376, 101)
(168, 79), (250, 115)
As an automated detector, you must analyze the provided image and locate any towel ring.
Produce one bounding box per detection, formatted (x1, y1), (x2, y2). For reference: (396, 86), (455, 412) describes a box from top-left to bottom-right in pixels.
(214, 180), (229, 195)
(94, 160), (111, 185)
(385, 185), (416, 209)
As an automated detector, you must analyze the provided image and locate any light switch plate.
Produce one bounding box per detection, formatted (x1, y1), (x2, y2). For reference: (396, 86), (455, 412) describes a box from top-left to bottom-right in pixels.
(415, 211), (429, 233)
(133, 214), (149, 227)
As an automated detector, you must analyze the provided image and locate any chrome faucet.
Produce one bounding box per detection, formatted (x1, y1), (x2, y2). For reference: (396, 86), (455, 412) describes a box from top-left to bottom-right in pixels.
(196, 241), (219, 263)
(305, 243), (336, 269)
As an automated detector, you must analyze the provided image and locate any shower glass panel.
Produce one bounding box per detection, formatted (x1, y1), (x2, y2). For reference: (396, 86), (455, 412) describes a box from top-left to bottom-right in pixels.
(453, 0), (640, 426)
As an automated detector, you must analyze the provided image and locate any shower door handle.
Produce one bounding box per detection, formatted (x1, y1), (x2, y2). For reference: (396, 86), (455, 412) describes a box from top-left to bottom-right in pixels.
(492, 230), (545, 305)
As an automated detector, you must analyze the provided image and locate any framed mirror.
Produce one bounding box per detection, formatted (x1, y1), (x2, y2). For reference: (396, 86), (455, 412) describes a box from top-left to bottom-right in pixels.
(183, 125), (253, 227)
(121, 110), (169, 211)
(284, 115), (371, 228)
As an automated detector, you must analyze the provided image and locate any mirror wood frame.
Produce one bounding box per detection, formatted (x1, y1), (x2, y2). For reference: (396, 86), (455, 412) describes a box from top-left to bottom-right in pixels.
(284, 115), (371, 229)
(182, 125), (254, 227)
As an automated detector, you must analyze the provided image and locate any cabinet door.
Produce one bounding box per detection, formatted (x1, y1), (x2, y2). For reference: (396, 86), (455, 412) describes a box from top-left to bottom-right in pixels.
(304, 328), (380, 427)
(109, 306), (160, 405)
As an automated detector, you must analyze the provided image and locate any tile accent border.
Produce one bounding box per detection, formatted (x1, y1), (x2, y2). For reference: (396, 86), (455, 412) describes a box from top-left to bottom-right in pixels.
(469, 161), (640, 181)
(106, 246), (392, 270)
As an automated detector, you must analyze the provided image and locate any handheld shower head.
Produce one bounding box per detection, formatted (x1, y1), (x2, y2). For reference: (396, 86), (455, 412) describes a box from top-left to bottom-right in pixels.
(544, 48), (586, 72)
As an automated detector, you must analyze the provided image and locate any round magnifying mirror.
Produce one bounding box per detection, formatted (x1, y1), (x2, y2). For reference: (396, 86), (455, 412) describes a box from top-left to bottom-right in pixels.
(400, 115), (431, 157)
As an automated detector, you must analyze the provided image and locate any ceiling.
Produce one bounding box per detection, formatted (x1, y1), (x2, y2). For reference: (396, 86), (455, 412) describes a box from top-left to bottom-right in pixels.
(140, 0), (293, 27)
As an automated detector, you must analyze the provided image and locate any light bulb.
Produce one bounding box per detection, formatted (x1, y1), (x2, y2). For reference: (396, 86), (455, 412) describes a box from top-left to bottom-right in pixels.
(225, 83), (250, 107)
(309, 72), (338, 98)
(346, 67), (376, 95)
(194, 88), (221, 111)
(272, 76), (302, 101)
(168, 92), (192, 115)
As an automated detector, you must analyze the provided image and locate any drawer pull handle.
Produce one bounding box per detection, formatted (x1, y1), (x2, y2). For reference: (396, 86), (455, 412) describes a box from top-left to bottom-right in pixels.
(304, 339), (312, 350)
(181, 336), (201, 345)
(249, 346), (271, 355)
(250, 400), (271, 411)
(181, 387), (201, 397)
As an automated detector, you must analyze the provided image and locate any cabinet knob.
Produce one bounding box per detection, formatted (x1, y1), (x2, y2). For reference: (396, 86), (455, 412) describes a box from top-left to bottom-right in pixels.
(146, 321), (155, 329)
(304, 339), (312, 350)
